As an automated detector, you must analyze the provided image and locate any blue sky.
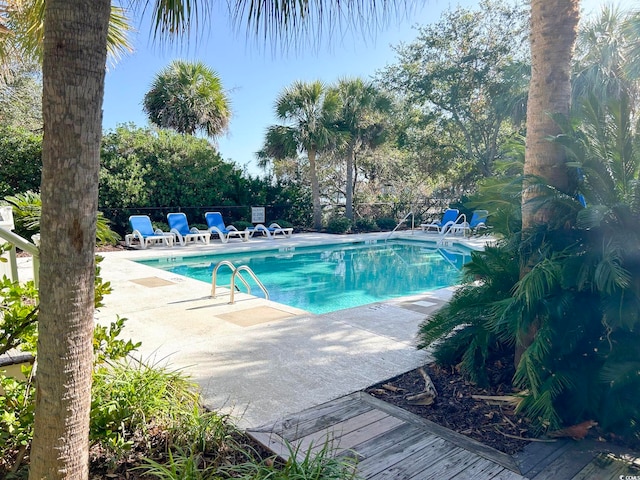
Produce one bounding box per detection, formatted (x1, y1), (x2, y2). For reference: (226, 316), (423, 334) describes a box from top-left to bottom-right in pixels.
(102, 0), (635, 176)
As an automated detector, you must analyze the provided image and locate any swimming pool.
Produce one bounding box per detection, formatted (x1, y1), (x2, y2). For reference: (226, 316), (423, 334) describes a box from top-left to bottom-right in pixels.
(137, 240), (472, 314)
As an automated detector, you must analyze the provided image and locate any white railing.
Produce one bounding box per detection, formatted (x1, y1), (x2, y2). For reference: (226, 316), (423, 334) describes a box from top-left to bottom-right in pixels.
(0, 227), (39, 287)
(386, 211), (415, 241)
(211, 260), (269, 304)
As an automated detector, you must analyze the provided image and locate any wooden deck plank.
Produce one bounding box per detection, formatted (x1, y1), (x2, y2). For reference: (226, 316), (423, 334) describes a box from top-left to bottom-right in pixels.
(356, 434), (445, 478)
(416, 446), (492, 480)
(528, 446), (597, 480)
(491, 469), (528, 479)
(359, 391), (521, 473)
(572, 452), (640, 480)
(294, 409), (392, 453)
(337, 422), (434, 462)
(367, 441), (464, 479)
(252, 392), (529, 479)
(513, 439), (569, 476)
(256, 393), (374, 442)
(326, 414), (405, 456)
(449, 457), (514, 479)
(248, 430), (299, 461)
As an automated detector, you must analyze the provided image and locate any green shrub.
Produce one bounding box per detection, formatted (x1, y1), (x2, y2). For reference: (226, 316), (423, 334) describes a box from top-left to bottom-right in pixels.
(0, 263), (136, 475)
(152, 221), (170, 233)
(226, 439), (358, 480)
(325, 217), (352, 234)
(353, 217), (378, 233)
(375, 217), (397, 231)
(90, 360), (200, 453)
(233, 220), (253, 230)
(0, 371), (35, 474)
(0, 126), (42, 198)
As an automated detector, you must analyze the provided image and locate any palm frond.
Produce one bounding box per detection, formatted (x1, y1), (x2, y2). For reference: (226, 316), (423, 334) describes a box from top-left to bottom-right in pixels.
(229, 0), (414, 51)
(1, 0), (132, 65)
(593, 239), (632, 293)
(513, 256), (562, 312)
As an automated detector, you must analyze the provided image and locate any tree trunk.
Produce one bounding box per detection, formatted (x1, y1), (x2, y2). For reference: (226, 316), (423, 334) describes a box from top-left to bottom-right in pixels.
(345, 142), (356, 220)
(29, 0), (110, 478)
(522, 0), (580, 230)
(308, 148), (322, 230)
(517, 0), (580, 366)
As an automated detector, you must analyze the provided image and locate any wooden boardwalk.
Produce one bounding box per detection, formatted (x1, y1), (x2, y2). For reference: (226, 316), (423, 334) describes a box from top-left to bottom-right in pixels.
(248, 392), (639, 479)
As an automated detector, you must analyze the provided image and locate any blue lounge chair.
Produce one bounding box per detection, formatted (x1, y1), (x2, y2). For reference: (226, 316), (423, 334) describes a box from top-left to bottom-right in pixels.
(204, 212), (248, 243)
(450, 210), (489, 236)
(167, 212), (211, 246)
(420, 208), (461, 234)
(125, 215), (174, 249)
(247, 222), (293, 239)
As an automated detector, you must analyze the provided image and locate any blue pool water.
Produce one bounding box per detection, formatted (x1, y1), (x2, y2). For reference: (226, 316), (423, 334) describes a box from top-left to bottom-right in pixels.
(137, 241), (472, 314)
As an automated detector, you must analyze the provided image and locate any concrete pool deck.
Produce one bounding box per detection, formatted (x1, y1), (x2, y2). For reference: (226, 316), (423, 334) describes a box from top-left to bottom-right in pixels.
(28, 230), (491, 429)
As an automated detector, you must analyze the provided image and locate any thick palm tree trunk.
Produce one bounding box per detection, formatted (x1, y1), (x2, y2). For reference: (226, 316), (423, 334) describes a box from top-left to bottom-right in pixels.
(522, 0), (580, 230)
(308, 148), (323, 230)
(517, 0), (580, 365)
(29, 0), (110, 478)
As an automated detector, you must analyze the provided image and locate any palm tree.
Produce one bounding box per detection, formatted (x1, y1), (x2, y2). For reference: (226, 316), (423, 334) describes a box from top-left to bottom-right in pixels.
(518, 0), (581, 364)
(23, 2), (412, 478)
(261, 80), (340, 230)
(523, 0), (580, 229)
(0, 0), (133, 70)
(143, 60), (231, 140)
(332, 78), (390, 220)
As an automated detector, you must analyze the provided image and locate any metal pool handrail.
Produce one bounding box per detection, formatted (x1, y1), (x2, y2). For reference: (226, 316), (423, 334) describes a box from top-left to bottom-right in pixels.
(210, 260), (269, 304)
(0, 227), (40, 287)
(386, 211), (415, 241)
(230, 265), (269, 304)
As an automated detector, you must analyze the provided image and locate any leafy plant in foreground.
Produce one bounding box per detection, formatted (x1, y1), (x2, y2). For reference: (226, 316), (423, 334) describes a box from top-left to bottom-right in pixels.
(225, 439), (359, 480)
(418, 246), (520, 386)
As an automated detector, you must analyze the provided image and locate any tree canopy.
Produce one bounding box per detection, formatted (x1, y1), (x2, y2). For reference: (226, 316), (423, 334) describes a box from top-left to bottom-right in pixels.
(143, 60), (231, 140)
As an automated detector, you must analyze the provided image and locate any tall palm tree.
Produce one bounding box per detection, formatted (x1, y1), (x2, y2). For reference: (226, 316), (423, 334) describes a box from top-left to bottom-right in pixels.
(0, 0), (133, 69)
(29, 2), (111, 478)
(143, 60), (231, 140)
(522, 0), (580, 229)
(261, 80), (340, 230)
(332, 78), (390, 220)
(518, 0), (580, 364)
(26, 2), (412, 478)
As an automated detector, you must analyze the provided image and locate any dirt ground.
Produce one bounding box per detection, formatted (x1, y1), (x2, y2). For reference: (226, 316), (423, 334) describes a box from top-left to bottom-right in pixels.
(366, 363), (535, 455)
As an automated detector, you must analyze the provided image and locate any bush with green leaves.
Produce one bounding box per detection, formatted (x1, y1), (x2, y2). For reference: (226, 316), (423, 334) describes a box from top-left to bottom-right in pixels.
(353, 217), (378, 233)
(1, 316), (140, 475)
(325, 216), (352, 234)
(100, 124), (248, 230)
(419, 150), (640, 444)
(0, 277), (39, 356)
(0, 258), (134, 474)
(374, 217), (397, 231)
(420, 213), (640, 442)
(0, 126), (42, 198)
(418, 246), (519, 386)
(90, 359), (200, 454)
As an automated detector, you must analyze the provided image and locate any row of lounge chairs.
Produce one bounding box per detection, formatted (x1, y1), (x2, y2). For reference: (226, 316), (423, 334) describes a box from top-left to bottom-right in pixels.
(420, 208), (488, 236)
(125, 212), (293, 249)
